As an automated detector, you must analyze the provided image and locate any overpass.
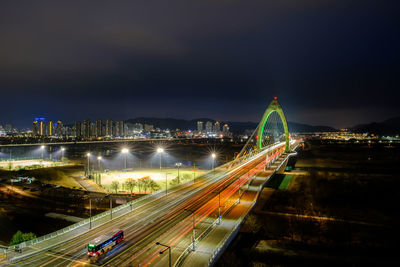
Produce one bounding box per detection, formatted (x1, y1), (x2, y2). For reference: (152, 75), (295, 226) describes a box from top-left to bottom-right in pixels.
(1, 97), (301, 266)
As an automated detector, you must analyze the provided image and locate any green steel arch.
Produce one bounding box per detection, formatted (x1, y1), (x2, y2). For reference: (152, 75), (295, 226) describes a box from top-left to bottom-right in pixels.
(257, 98), (290, 152)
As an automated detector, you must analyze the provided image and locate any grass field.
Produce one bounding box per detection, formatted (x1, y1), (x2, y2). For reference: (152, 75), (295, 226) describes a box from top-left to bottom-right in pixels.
(100, 168), (205, 193)
(0, 159), (69, 171)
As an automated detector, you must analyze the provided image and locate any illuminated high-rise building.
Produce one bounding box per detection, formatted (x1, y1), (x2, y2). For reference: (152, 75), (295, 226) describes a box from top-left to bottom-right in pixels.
(38, 119), (46, 136)
(95, 119), (102, 137)
(213, 121), (220, 134)
(106, 119), (113, 136)
(74, 121), (81, 138)
(115, 120), (124, 137)
(197, 121), (203, 132)
(82, 119), (91, 138)
(90, 121), (96, 137)
(32, 120), (38, 136)
(124, 124), (129, 137)
(5, 124), (12, 133)
(205, 121), (212, 133)
(222, 124), (230, 136)
(55, 121), (63, 136)
(48, 121), (53, 136)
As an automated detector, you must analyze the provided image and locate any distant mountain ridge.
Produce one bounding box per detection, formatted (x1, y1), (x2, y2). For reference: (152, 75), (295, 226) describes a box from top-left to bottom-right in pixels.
(124, 117), (337, 133)
(351, 116), (400, 136)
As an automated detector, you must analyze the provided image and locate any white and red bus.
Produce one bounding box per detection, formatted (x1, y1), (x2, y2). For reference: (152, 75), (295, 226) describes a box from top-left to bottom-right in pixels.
(87, 230), (124, 259)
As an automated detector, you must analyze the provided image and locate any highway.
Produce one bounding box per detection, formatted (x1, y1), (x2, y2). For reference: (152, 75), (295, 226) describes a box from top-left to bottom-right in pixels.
(8, 142), (288, 267)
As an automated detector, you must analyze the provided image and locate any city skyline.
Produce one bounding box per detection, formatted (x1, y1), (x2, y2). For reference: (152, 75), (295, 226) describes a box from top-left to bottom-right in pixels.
(0, 1), (399, 129)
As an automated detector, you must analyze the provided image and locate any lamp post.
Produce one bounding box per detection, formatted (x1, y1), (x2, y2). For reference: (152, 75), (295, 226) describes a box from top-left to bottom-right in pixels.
(155, 242), (171, 267)
(184, 209), (196, 251)
(97, 156), (102, 172)
(211, 153), (216, 170)
(86, 153), (91, 176)
(157, 148), (164, 170)
(61, 147), (65, 161)
(40, 145), (45, 160)
(175, 162), (182, 184)
(165, 173), (171, 195)
(122, 148), (129, 169)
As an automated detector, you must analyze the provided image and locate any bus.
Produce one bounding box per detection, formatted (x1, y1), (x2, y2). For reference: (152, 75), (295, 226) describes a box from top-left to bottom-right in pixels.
(87, 230), (124, 260)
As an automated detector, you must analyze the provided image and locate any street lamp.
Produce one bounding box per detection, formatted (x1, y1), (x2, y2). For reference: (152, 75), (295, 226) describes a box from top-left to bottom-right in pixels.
(97, 156), (102, 171)
(86, 153), (91, 176)
(40, 145), (45, 160)
(157, 148), (164, 170)
(165, 173), (171, 195)
(175, 162), (182, 184)
(155, 242), (171, 267)
(61, 147), (65, 161)
(211, 153), (216, 170)
(122, 148), (129, 169)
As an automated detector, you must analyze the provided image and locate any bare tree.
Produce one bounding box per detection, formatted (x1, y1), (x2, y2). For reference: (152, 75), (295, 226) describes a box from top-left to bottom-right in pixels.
(111, 181), (119, 194)
(125, 179), (137, 193)
(149, 179), (160, 192)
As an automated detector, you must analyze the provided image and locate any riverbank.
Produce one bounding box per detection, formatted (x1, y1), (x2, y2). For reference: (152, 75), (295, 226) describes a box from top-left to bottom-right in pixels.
(216, 141), (399, 266)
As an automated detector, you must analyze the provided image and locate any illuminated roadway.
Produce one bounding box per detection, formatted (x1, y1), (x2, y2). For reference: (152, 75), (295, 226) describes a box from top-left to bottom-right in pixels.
(6, 141), (298, 267)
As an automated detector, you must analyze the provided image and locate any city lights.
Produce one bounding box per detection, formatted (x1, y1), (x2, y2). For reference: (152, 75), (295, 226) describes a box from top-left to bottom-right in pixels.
(121, 148), (129, 169)
(211, 153), (216, 170)
(87, 152), (91, 174)
(157, 147), (164, 170)
(61, 147), (65, 161)
(176, 162), (182, 183)
(40, 145), (45, 160)
(97, 156), (102, 171)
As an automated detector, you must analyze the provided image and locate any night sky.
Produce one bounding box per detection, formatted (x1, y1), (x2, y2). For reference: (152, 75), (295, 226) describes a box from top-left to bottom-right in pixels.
(0, 0), (399, 129)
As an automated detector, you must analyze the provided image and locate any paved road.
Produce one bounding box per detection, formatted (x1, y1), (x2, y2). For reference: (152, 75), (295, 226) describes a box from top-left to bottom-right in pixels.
(6, 141), (292, 267)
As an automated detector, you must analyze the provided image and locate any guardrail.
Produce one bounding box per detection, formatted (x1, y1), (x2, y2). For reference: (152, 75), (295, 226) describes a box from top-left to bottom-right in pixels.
(6, 167), (222, 258)
(207, 153), (295, 266)
(176, 151), (296, 266)
(174, 162), (263, 267)
(8, 189), (159, 251)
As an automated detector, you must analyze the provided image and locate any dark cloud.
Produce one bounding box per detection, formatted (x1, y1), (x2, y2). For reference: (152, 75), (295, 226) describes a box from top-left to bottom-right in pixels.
(0, 0), (399, 128)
